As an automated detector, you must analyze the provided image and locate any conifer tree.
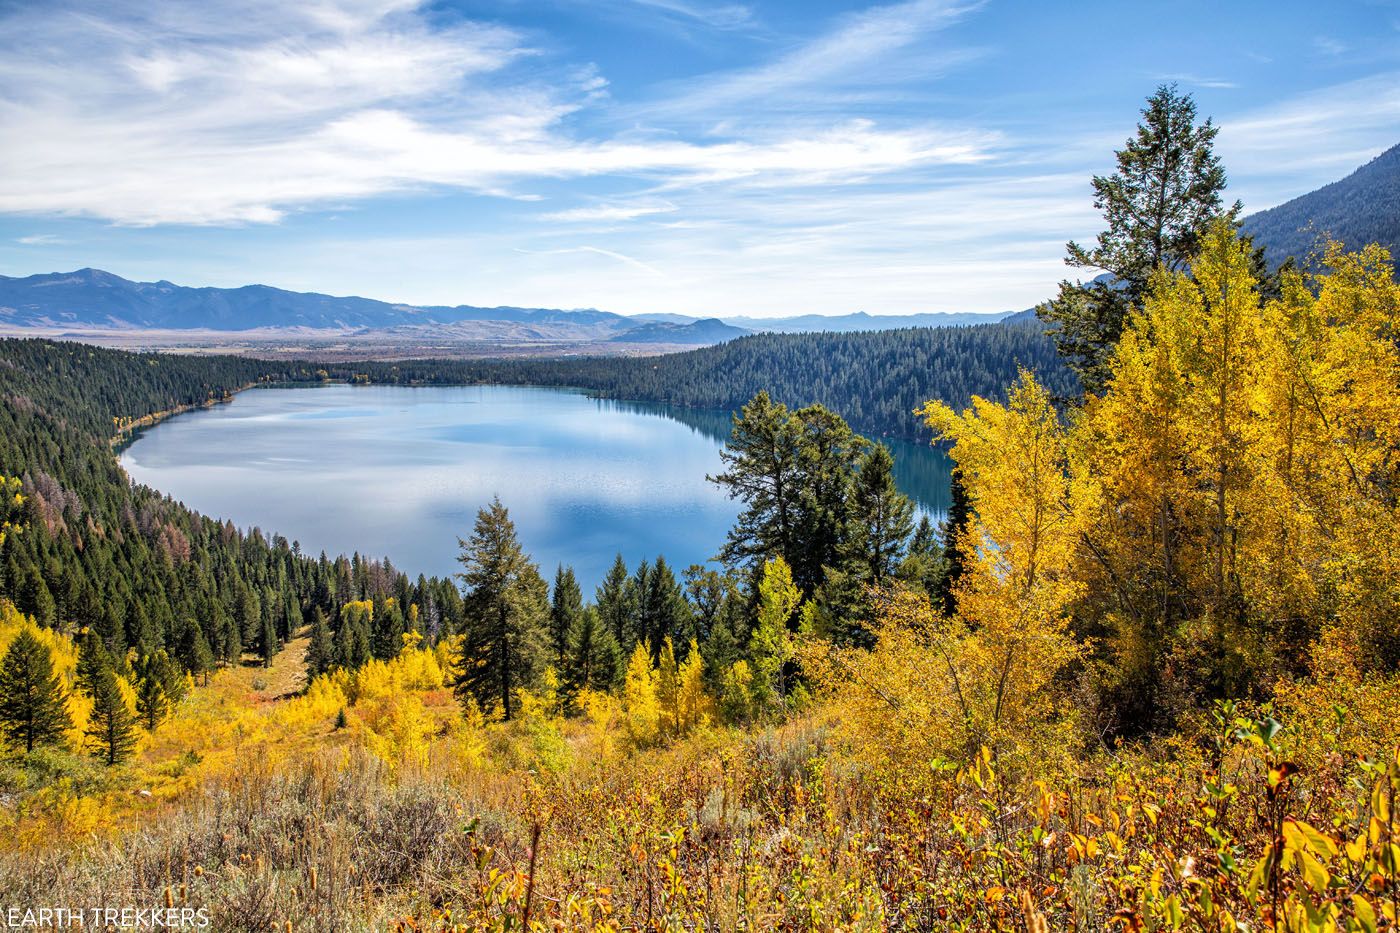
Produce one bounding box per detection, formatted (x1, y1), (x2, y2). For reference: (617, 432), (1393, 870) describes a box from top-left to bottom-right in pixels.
(370, 599), (405, 661)
(76, 628), (113, 697)
(0, 628), (72, 753)
(133, 650), (185, 731)
(633, 556), (691, 661)
(933, 468), (971, 617)
(176, 621), (214, 686)
(1038, 84), (1235, 392)
(792, 404), (864, 596)
(595, 554), (634, 647)
(898, 514), (943, 596)
(334, 609), (371, 671)
(452, 498), (549, 721)
(258, 612), (278, 668)
(85, 666), (137, 765)
(561, 606), (620, 702)
(710, 392), (805, 576)
(844, 443), (915, 585)
(305, 606), (335, 678)
(549, 565), (583, 664)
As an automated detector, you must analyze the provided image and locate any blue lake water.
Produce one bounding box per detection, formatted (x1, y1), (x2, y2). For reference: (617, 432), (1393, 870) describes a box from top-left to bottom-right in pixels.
(119, 384), (951, 591)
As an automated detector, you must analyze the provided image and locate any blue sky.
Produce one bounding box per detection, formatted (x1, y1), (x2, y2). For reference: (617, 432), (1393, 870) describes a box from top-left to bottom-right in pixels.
(0, 0), (1396, 317)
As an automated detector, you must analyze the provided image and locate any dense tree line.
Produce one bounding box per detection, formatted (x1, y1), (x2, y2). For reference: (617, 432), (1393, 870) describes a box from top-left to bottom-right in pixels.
(342, 321), (1076, 443)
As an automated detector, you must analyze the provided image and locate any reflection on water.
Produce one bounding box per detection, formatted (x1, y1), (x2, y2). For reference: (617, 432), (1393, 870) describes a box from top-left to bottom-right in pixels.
(599, 398), (953, 514)
(120, 385), (951, 591)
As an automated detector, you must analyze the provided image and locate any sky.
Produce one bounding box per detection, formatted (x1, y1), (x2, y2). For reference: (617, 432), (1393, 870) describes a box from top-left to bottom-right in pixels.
(0, 0), (1397, 318)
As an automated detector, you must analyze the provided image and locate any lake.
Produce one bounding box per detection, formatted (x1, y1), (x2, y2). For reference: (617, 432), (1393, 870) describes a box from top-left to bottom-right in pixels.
(119, 384), (951, 591)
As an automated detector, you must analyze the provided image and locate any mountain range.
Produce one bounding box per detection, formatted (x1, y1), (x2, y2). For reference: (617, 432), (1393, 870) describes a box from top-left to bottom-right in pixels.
(0, 141), (1394, 349)
(0, 267), (999, 346)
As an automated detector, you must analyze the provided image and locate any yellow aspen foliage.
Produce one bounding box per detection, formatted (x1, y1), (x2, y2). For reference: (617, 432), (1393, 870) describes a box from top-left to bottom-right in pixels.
(0, 475), (22, 547)
(538, 664), (562, 718)
(344, 648), (446, 705)
(1069, 224), (1400, 717)
(0, 600), (92, 747)
(655, 638), (712, 739)
(359, 693), (435, 773)
(621, 642), (661, 746)
(750, 556), (801, 710)
(719, 660), (755, 723)
(577, 688), (621, 759)
(913, 370), (1084, 768)
(392, 645), (447, 691)
(440, 699), (488, 775)
(676, 640), (711, 735)
(1264, 243), (1400, 664)
(656, 639), (680, 737)
(342, 599), (374, 625)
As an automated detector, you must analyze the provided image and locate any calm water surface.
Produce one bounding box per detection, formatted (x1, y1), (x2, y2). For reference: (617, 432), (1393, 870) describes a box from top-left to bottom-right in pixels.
(119, 385), (950, 591)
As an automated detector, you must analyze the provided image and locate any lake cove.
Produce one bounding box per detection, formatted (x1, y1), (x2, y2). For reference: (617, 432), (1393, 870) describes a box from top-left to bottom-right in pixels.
(119, 384), (951, 591)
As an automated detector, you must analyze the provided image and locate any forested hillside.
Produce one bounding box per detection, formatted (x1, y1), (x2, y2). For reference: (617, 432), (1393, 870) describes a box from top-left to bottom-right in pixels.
(362, 319), (1076, 441)
(1243, 141), (1400, 271)
(0, 340), (470, 690)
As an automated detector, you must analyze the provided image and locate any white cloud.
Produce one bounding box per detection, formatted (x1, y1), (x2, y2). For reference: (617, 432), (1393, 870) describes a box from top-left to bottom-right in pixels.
(16, 234), (68, 246)
(1314, 36), (1348, 56)
(1158, 73), (1238, 90)
(541, 201), (679, 223)
(0, 0), (995, 226)
(624, 0), (754, 29)
(646, 0), (984, 120)
(1220, 71), (1400, 210)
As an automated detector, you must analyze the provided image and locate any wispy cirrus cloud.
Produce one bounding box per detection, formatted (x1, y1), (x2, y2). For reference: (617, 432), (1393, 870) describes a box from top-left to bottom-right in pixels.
(642, 0), (985, 122)
(1157, 72), (1238, 90)
(0, 0), (994, 226)
(624, 0), (755, 29)
(1219, 70), (1400, 208)
(541, 201), (680, 223)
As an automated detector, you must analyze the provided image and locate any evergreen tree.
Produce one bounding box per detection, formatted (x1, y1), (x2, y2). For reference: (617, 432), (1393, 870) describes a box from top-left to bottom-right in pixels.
(281, 596), (303, 642)
(85, 666), (137, 765)
(843, 443), (915, 585)
(561, 606), (620, 705)
(791, 404), (864, 596)
(334, 609), (371, 671)
(1038, 84), (1236, 392)
(634, 556), (692, 661)
(75, 627), (113, 697)
(371, 598), (405, 661)
(932, 467), (972, 617)
(682, 565), (737, 646)
(0, 628), (72, 753)
(176, 621), (214, 686)
(595, 554), (634, 648)
(133, 650), (184, 731)
(305, 606), (335, 677)
(710, 392), (805, 576)
(452, 498), (550, 721)
(897, 514), (943, 596)
(257, 612), (278, 668)
(549, 565), (583, 665)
